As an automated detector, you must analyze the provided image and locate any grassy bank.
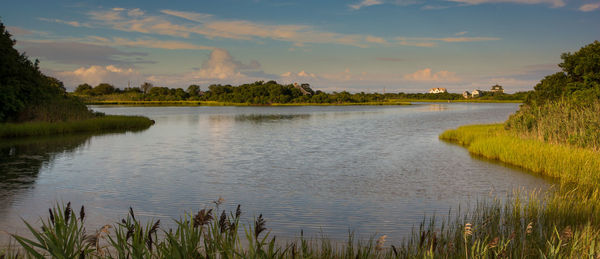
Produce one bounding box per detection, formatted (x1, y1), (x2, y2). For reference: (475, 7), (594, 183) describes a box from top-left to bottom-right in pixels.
(439, 124), (600, 186)
(86, 100), (411, 106)
(0, 115), (154, 138)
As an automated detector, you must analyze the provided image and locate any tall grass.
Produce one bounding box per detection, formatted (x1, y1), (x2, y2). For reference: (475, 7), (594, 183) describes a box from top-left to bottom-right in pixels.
(4, 190), (600, 258)
(506, 100), (600, 151)
(439, 124), (600, 186)
(0, 115), (154, 138)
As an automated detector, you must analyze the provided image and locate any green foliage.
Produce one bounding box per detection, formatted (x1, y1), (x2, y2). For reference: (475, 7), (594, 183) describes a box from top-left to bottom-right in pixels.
(0, 20), (94, 123)
(508, 41), (600, 150)
(74, 83), (93, 95)
(11, 202), (92, 258)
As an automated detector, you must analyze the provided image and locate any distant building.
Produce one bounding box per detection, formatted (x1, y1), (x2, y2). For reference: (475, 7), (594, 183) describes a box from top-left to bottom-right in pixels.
(428, 87), (447, 94)
(472, 89), (482, 98)
(293, 82), (312, 95)
(490, 84), (504, 93)
(462, 91), (471, 99)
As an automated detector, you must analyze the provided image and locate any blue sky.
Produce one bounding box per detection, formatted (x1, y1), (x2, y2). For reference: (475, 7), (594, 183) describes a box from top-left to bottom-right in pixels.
(2, 0), (599, 93)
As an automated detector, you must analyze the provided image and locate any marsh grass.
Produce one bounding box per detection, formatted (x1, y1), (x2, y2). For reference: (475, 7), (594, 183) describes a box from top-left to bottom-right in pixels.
(0, 115), (154, 138)
(439, 124), (600, 186)
(506, 100), (600, 151)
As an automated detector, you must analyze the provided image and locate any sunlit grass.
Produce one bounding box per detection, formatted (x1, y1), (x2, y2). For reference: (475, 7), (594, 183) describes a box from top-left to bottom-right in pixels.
(0, 115), (154, 138)
(439, 124), (600, 186)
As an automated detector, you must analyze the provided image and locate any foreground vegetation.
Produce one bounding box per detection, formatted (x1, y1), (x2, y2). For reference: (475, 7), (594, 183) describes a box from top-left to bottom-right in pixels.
(2, 184), (600, 258)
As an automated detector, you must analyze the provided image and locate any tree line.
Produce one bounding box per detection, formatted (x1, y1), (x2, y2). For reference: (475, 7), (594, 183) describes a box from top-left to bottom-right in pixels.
(74, 80), (528, 104)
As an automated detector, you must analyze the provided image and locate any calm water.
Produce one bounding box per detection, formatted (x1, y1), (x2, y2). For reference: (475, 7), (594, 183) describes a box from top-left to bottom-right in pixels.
(0, 103), (549, 243)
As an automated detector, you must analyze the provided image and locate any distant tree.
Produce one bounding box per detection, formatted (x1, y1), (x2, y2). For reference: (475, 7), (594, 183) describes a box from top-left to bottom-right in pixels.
(174, 88), (189, 100)
(187, 84), (201, 97)
(141, 82), (153, 94)
(93, 83), (116, 95)
(74, 83), (93, 94)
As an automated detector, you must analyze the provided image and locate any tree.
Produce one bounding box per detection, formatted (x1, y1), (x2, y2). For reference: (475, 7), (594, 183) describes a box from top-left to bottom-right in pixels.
(74, 83), (93, 94)
(187, 84), (201, 97)
(93, 83), (115, 95)
(141, 82), (153, 94)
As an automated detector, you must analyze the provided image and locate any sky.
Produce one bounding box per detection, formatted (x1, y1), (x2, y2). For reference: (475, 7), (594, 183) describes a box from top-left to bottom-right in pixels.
(2, 0), (599, 93)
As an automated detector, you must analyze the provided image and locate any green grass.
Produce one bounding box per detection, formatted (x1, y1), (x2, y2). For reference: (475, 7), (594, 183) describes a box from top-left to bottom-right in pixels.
(0, 115), (154, 138)
(439, 124), (600, 186)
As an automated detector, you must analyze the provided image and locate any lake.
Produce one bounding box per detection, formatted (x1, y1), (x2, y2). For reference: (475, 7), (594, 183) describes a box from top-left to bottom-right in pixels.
(0, 103), (549, 243)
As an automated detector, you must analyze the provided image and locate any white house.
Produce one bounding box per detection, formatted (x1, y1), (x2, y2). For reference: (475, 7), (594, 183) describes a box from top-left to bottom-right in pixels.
(472, 89), (482, 97)
(428, 88), (447, 94)
(462, 91), (471, 99)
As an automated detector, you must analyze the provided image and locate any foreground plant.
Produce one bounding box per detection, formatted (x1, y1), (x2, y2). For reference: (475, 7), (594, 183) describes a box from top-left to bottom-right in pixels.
(11, 202), (91, 258)
(5, 188), (600, 258)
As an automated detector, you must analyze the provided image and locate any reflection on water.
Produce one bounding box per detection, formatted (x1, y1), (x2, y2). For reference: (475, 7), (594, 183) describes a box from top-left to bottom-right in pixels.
(0, 104), (550, 243)
(233, 114), (311, 123)
(0, 135), (92, 194)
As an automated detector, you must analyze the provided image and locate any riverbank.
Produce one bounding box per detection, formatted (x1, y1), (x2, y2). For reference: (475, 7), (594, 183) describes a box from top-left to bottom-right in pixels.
(84, 100), (412, 106)
(0, 115), (154, 138)
(85, 99), (519, 106)
(439, 124), (600, 186)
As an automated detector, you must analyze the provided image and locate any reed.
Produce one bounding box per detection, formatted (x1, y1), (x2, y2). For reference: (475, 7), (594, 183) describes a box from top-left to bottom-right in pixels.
(3, 188), (600, 259)
(0, 115), (154, 138)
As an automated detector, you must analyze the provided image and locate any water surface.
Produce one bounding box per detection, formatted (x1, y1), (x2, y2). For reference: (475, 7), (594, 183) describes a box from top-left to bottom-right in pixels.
(0, 103), (549, 242)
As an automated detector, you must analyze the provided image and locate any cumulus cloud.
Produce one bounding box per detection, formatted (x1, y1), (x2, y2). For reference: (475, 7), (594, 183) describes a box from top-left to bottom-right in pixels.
(579, 2), (600, 11)
(53, 65), (142, 90)
(403, 68), (460, 82)
(349, 0), (384, 10)
(195, 48), (261, 80)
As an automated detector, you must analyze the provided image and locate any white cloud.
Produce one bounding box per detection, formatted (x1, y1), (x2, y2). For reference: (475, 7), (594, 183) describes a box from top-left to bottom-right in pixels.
(160, 9), (213, 22)
(38, 18), (85, 27)
(579, 2), (600, 11)
(349, 0), (384, 10)
(195, 48), (260, 80)
(365, 35), (387, 44)
(448, 0), (565, 8)
(54, 65), (142, 89)
(127, 8), (145, 17)
(109, 37), (214, 50)
(455, 31), (468, 36)
(395, 36), (500, 47)
(403, 68), (460, 82)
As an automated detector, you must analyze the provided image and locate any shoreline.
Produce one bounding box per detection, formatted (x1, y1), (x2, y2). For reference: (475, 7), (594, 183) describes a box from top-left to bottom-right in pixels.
(439, 124), (600, 185)
(0, 115), (155, 139)
(84, 99), (520, 106)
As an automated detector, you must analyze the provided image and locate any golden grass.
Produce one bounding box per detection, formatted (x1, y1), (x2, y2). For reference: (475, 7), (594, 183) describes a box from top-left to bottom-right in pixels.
(439, 124), (600, 185)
